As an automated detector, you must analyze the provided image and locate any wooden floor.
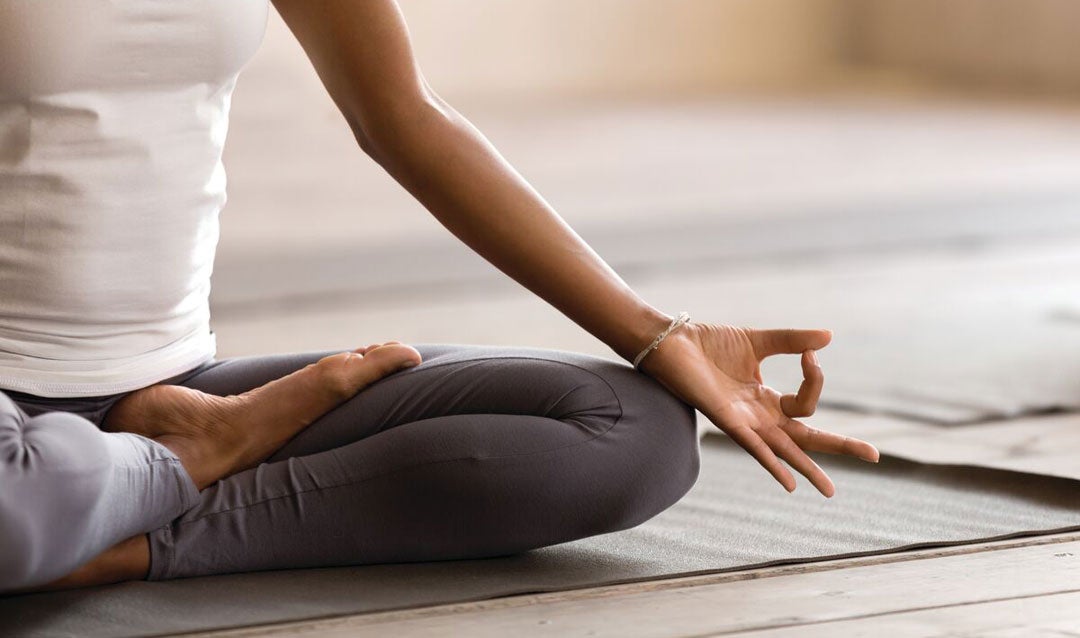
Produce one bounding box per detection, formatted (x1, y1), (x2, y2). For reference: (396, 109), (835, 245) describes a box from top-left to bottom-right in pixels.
(179, 19), (1080, 634)
(192, 532), (1080, 637)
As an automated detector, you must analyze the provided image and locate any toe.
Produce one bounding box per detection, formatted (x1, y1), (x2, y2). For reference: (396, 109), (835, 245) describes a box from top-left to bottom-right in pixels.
(355, 343), (421, 375)
(315, 344), (421, 399)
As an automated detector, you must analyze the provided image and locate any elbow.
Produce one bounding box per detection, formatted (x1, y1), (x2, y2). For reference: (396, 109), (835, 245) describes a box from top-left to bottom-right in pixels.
(352, 128), (380, 161)
(350, 114), (385, 158)
(348, 87), (452, 162)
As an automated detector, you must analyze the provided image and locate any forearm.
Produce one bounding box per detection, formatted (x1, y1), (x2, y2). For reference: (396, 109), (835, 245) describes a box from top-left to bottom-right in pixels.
(357, 97), (671, 363)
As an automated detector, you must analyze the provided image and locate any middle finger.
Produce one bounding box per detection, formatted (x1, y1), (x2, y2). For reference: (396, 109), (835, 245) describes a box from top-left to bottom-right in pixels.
(760, 426), (836, 497)
(781, 418), (881, 463)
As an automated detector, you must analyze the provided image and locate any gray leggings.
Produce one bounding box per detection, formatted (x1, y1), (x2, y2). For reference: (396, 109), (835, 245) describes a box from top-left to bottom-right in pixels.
(0, 344), (700, 591)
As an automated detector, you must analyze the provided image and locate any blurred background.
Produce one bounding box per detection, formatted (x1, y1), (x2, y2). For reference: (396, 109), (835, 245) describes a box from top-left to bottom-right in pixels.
(212, 0), (1080, 424)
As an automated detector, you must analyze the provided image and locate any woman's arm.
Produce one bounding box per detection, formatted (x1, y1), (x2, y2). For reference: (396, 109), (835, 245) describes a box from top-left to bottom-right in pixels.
(271, 0), (879, 496)
(272, 0), (672, 362)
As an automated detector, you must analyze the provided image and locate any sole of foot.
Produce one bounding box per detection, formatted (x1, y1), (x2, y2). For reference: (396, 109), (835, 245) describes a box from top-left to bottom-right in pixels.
(104, 342), (422, 489)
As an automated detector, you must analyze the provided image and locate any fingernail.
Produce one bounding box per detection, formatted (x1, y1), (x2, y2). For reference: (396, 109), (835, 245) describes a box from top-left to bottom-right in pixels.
(401, 360), (419, 369)
(808, 350), (819, 366)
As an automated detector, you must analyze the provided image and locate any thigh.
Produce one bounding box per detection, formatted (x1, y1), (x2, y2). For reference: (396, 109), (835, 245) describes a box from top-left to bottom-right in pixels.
(175, 344), (630, 461)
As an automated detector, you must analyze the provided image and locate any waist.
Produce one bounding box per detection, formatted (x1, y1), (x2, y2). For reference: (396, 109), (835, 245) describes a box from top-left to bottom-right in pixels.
(0, 319), (217, 398)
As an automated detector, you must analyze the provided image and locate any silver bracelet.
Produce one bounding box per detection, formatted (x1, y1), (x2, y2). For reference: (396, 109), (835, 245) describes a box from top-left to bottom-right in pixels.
(632, 311), (690, 370)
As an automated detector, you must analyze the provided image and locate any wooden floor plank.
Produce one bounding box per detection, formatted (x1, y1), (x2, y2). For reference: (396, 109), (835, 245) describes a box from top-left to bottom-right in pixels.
(732, 590), (1080, 637)
(188, 533), (1080, 638)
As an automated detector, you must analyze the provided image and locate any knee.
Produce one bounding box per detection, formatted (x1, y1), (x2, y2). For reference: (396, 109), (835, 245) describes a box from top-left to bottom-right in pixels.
(0, 511), (39, 592)
(0, 410), (113, 592)
(583, 367), (701, 535)
(627, 391), (700, 524)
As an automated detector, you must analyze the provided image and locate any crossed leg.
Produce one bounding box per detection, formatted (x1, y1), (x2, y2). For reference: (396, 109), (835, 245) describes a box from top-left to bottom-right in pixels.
(6, 344), (700, 590)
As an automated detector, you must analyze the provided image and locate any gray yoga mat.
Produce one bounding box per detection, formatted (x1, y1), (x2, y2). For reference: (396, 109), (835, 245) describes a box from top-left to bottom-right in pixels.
(5, 436), (1080, 638)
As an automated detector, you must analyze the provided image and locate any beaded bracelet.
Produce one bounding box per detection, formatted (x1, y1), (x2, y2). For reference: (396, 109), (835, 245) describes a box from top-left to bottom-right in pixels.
(632, 311), (691, 370)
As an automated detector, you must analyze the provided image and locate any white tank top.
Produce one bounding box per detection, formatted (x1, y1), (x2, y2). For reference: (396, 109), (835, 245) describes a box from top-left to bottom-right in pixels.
(0, 0), (269, 397)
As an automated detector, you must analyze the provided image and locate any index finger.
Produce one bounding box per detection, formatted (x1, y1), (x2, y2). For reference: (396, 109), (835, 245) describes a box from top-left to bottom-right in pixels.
(780, 350), (824, 418)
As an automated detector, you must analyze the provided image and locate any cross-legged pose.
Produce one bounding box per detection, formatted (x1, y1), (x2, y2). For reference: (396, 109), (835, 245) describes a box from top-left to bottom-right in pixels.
(0, 0), (879, 593)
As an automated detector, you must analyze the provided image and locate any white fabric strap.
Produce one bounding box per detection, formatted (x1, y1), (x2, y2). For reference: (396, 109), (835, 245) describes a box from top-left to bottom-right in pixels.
(632, 311), (691, 370)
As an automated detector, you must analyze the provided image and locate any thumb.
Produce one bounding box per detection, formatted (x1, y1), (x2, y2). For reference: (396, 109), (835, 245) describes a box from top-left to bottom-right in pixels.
(750, 328), (832, 359)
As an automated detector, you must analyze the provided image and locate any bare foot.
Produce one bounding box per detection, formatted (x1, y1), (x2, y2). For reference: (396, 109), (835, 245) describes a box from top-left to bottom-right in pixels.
(2, 343), (421, 596)
(103, 342), (422, 490)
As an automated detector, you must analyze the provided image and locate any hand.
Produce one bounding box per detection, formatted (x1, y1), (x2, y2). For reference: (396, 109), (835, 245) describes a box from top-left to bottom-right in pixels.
(638, 323), (879, 497)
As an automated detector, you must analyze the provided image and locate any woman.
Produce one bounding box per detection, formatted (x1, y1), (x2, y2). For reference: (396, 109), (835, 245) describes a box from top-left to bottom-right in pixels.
(0, 0), (879, 593)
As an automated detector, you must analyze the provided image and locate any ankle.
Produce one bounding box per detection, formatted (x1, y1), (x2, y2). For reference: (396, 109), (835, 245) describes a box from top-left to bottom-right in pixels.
(154, 433), (221, 491)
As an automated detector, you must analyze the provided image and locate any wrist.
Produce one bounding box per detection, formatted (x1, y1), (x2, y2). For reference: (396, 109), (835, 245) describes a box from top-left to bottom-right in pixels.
(616, 307), (675, 364)
(636, 322), (696, 378)
(630, 311), (690, 369)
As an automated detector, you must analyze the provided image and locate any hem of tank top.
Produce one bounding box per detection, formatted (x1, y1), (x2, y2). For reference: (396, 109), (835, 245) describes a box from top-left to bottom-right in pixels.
(0, 351), (217, 398)
(0, 329), (217, 397)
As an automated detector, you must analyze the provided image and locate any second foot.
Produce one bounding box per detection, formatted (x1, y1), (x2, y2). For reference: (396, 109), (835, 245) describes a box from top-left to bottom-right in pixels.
(103, 342), (422, 489)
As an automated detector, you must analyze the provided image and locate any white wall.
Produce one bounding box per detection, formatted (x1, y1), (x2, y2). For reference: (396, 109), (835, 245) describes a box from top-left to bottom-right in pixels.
(255, 1), (1080, 105)
(383, 0), (848, 100)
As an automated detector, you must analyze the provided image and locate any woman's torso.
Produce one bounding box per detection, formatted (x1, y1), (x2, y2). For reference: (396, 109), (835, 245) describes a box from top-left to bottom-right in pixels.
(0, 0), (268, 397)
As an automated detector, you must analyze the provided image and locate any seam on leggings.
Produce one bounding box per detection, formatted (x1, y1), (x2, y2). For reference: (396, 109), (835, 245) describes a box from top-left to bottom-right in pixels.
(149, 523), (176, 581)
(108, 434), (189, 471)
(169, 356), (627, 528)
(26, 456), (186, 477)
